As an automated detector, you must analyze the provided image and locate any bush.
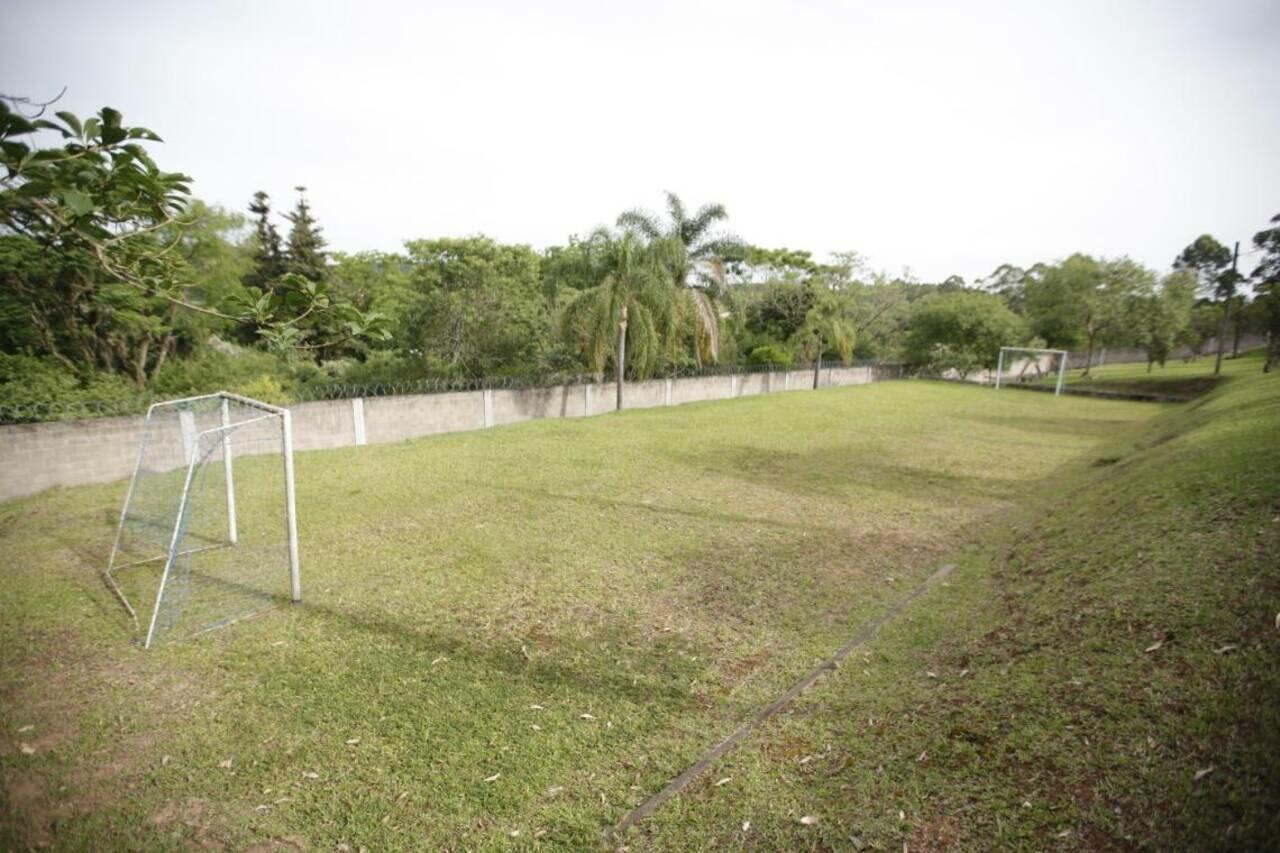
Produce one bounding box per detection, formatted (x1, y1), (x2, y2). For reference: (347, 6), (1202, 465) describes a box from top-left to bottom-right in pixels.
(151, 344), (303, 401)
(746, 345), (794, 367)
(0, 354), (147, 421)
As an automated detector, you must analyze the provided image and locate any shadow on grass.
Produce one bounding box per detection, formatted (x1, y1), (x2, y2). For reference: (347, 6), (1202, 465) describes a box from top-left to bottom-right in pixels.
(672, 445), (1030, 503)
(956, 413), (1143, 440)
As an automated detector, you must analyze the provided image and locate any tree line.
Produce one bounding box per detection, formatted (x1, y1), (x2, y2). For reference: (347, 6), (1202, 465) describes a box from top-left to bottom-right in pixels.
(2, 99), (1278, 416)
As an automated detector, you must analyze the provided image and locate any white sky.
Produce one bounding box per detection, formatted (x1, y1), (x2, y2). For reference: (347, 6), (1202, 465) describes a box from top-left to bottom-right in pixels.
(4, 0), (1278, 282)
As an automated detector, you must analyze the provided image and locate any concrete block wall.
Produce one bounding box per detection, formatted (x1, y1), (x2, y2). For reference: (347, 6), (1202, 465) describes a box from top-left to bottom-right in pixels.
(0, 415), (146, 497)
(0, 366), (893, 502)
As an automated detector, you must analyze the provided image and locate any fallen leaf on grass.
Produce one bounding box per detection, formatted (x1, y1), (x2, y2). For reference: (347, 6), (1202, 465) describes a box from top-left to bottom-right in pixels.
(484, 773), (501, 783)
(508, 829), (520, 837)
(19, 743), (35, 755)
(17, 725), (33, 733)
(161, 755), (171, 766)
(1144, 640), (1163, 653)
(799, 815), (819, 825)
(1194, 766), (1214, 781)
(1057, 829), (1071, 838)
(546, 786), (564, 796)
(1213, 644), (1237, 655)
(579, 713), (596, 720)
(798, 755), (812, 765)
(217, 758), (233, 769)
(917, 751), (928, 763)
(345, 738), (361, 745)
(714, 777), (732, 787)
(899, 810), (906, 821)
(529, 704), (544, 710)
(742, 820), (750, 831)
(302, 771), (319, 779)
(531, 724), (541, 731)
(431, 657), (447, 666)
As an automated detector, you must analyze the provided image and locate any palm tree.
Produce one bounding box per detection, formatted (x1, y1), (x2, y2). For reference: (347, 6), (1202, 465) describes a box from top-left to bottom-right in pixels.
(560, 231), (675, 409)
(798, 292), (856, 389)
(617, 192), (740, 364)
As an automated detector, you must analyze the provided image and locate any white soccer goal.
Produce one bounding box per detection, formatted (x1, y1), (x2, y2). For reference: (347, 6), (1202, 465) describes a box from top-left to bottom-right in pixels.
(104, 392), (300, 648)
(994, 347), (1069, 396)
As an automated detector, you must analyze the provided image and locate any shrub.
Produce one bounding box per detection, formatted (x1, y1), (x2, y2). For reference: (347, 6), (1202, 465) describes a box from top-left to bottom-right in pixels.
(747, 345), (794, 367)
(0, 354), (146, 421)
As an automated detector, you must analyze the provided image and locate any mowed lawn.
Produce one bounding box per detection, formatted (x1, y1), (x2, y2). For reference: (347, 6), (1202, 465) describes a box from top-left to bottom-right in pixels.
(1, 380), (1167, 849)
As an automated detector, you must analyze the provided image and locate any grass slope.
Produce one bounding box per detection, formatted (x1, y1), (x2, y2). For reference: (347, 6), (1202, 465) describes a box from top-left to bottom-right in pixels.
(0, 372), (1274, 850)
(1040, 348), (1268, 399)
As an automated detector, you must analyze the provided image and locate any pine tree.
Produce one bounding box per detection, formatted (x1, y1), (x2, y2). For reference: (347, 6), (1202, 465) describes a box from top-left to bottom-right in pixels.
(243, 191), (286, 289)
(284, 186), (328, 283)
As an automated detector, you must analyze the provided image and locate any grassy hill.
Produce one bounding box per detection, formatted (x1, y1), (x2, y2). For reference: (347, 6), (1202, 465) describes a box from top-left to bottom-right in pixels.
(1039, 348), (1269, 399)
(1, 369), (1276, 850)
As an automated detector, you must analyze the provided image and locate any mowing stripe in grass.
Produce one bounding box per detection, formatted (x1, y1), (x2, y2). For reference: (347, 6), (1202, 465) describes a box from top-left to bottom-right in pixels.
(607, 561), (957, 842)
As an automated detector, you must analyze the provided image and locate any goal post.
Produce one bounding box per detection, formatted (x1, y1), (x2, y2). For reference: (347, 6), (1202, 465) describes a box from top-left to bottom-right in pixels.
(104, 392), (300, 647)
(994, 347), (1069, 396)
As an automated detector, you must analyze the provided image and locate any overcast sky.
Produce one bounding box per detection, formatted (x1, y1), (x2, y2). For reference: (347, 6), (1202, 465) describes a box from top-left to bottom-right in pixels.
(4, 0), (1278, 282)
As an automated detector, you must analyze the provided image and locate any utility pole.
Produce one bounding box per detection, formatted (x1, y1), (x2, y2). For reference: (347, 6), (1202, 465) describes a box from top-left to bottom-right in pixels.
(1214, 241), (1240, 376)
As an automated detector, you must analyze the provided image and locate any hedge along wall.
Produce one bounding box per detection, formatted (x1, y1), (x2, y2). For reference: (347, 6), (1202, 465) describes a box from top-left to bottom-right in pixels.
(0, 365), (900, 503)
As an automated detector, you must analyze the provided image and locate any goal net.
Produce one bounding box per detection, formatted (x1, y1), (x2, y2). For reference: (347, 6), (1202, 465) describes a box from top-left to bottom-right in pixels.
(993, 347), (1069, 396)
(104, 392), (300, 647)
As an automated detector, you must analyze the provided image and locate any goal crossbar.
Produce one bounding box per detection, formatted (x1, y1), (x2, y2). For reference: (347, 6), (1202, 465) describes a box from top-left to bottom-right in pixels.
(994, 347), (1069, 396)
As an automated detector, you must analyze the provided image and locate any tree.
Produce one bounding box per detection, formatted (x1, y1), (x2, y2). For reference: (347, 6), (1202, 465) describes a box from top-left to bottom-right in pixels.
(0, 98), (381, 357)
(1024, 254), (1145, 376)
(1174, 234), (1236, 374)
(796, 291), (856, 388)
(979, 263), (1037, 313)
(904, 290), (1027, 380)
(1251, 212), (1280, 371)
(401, 237), (550, 377)
(174, 201), (253, 311)
(617, 191), (740, 363)
(1180, 302), (1222, 360)
(330, 251), (414, 347)
(560, 231), (674, 408)
(243, 191), (287, 289)
(284, 186), (328, 283)
(746, 282), (818, 342)
(1131, 270), (1195, 371)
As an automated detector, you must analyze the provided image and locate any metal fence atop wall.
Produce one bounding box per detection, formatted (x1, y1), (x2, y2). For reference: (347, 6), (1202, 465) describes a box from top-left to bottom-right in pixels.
(0, 361), (904, 425)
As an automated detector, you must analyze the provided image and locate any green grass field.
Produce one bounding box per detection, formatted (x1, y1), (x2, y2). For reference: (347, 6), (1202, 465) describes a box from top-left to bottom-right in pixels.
(2, 366), (1278, 850)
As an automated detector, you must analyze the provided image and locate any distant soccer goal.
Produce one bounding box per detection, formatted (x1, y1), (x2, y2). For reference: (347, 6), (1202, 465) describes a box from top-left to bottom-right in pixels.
(994, 347), (1069, 397)
(104, 392), (300, 648)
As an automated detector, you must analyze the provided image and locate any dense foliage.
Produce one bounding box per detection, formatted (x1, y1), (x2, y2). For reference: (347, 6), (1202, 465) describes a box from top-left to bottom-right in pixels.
(1, 97), (1276, 417)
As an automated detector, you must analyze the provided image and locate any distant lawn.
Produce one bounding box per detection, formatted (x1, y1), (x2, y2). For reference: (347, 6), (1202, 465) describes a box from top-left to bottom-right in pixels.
(2, 375), (1276, 849)
(1034, 347), (1268, 398)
